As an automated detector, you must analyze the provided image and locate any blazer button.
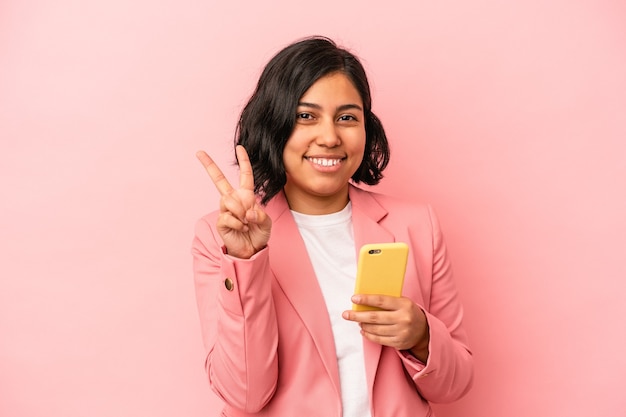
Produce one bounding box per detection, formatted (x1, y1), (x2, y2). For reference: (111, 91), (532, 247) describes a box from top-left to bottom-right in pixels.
(224, 278), (234, 291)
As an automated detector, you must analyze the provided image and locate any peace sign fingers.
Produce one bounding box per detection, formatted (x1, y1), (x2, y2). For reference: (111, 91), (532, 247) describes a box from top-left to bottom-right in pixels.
(196, 148), (248, 225)
(195, 145), (270, 258)
(196, 145), (255, 196)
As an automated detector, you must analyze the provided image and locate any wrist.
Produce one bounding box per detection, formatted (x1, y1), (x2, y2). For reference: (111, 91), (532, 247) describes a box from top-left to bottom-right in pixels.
(408, 308), (430, 362)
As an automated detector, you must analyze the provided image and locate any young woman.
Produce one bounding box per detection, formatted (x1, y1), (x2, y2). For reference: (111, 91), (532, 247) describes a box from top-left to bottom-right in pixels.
(192, 36), (473, 417)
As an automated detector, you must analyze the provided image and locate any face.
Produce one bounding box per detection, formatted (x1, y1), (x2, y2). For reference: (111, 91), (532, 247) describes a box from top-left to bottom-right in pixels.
(282, 72), (366, 214)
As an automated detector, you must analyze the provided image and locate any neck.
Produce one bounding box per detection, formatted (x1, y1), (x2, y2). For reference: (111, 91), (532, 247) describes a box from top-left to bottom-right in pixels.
(283, 185), (350, 215)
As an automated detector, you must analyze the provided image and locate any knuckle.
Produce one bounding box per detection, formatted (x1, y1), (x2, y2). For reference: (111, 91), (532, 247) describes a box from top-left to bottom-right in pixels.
(212, 172), (226, 182)
(373, 295), (385, 307)
(398, 313), (412, 326)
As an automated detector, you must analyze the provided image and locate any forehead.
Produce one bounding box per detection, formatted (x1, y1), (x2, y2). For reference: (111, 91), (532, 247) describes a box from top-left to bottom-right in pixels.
(299, 72), (363, 106)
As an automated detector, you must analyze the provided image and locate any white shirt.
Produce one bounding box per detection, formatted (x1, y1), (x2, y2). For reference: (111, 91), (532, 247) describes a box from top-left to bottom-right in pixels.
(291, 202), (371, 417)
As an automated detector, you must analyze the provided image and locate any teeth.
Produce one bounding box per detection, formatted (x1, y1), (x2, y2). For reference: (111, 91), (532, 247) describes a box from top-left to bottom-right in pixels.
(309, 157), (341, 167)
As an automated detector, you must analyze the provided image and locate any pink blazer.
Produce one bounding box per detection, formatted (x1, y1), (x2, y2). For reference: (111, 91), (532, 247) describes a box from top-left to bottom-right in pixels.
(192, 185), (473, 417)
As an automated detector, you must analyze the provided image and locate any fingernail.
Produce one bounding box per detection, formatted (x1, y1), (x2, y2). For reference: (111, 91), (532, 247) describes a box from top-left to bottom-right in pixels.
(351, 295), (361, 304)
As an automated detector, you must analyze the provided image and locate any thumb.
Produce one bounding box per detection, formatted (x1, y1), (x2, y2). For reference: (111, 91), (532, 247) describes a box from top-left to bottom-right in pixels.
(246, 204), (271, 230)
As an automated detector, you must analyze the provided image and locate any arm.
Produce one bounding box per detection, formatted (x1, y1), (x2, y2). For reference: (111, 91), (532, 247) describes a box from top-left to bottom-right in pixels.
(398, 205), (473, 403)
(342, 203), (473, 402)
(192, 216), (278, 412)
(192, 146), (277, 412)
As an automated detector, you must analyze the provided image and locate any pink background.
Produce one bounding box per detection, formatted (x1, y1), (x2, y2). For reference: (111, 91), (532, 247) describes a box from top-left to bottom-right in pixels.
(2, 0), (625, 416)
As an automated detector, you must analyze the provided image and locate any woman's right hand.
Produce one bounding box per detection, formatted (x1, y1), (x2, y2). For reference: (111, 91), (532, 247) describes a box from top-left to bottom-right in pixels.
(196, 145), (272, 259)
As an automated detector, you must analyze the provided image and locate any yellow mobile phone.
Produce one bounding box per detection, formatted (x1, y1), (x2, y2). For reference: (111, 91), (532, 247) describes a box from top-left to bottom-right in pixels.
(352, 242), (409, 311)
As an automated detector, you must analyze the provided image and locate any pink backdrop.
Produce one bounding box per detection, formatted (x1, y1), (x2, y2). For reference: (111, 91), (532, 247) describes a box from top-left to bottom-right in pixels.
(2, 0), (625, 416)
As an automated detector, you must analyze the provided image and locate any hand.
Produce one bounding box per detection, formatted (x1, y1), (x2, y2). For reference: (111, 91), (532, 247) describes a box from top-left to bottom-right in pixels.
(342, 294), (430, 363)
(196, 145), (272, 259)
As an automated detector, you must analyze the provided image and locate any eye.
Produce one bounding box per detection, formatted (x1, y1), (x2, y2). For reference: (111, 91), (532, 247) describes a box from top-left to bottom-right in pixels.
(296, 112), (314, 120)
(338, 114), (357, 122)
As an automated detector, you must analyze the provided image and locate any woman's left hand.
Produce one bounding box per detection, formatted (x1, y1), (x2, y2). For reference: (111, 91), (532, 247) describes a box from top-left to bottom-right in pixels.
(342, 295), (430, 363)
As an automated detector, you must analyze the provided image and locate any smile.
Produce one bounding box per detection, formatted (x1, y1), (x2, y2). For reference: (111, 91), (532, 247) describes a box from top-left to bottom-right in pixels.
(306, 157), (344, 167)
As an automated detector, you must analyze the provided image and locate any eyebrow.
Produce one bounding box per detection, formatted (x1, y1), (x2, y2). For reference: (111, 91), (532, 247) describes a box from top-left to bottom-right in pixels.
(297, 102), (364, 112)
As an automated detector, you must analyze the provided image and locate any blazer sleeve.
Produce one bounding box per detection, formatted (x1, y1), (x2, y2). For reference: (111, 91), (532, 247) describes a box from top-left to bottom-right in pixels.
(191, 215), (279, 413)
(398, 205), (474, 403)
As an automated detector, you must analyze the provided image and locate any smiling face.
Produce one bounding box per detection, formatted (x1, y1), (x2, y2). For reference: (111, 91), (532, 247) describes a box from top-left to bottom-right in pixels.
(282, 72), (366, 214)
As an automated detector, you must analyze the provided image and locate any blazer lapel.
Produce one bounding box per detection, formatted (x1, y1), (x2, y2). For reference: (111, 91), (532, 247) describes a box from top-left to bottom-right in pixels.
(348, 185), (396, 392)
(264, 192), (341, 398)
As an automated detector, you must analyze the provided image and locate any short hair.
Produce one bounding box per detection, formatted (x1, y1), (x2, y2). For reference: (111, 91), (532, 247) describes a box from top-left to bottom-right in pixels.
(235, 36), (390, 205)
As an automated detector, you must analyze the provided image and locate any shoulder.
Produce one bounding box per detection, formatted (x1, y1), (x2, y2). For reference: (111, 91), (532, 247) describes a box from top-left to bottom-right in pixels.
(373, 191), (430, 212)
(350, 185), (434, 222)
(195, 210), (219, 231)
(193, 210), (222, 249)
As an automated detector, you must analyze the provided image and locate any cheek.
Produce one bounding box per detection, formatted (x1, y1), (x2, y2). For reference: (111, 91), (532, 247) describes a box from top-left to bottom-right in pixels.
(281, 143), (300, 173)
(281, 150), (291, 173)
(350, 131), (367, 157)
(355, 137), (367, 166)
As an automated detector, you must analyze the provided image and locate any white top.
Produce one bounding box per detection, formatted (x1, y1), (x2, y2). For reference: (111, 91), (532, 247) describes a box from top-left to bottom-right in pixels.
(291, 202), (371, 417)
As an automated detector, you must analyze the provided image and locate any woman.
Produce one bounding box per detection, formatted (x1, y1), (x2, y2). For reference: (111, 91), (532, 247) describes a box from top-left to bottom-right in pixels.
(192, 36), (473, 417)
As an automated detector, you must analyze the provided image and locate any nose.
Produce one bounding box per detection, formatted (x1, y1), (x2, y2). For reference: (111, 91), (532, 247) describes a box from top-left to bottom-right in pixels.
(315, 119), (341, 147)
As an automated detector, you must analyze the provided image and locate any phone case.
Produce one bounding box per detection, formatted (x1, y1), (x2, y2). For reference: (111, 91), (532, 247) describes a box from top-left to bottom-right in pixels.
(352, 242), (409, 311)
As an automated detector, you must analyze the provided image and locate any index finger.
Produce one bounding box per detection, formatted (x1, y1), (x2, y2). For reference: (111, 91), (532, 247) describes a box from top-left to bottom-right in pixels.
(351, 294), (401, 312)
(235, 145), (254, 191)
(196, 150), (234, 196)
